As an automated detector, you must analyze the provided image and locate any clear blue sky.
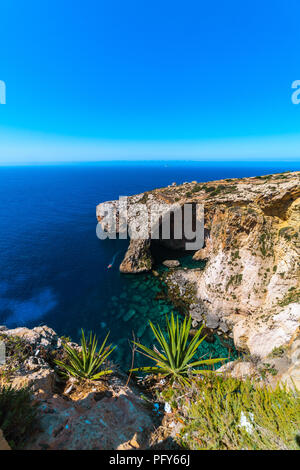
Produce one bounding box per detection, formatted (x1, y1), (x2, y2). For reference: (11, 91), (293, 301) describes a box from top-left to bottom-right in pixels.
(1, 0), (300, 162)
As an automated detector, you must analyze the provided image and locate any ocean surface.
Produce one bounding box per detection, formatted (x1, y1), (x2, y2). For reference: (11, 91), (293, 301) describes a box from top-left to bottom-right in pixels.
(0, 160), (299, 370)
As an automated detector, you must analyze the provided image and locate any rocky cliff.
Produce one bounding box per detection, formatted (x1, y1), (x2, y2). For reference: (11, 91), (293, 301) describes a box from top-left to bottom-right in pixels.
(97, 171), (300, 385)
(0, 325), (156, 450)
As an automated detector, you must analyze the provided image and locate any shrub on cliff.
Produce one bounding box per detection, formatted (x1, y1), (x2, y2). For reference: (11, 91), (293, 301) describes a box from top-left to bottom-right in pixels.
(130, 313), (225, 385)
(55, 329), (115, 381)
(0, 385), (38, 449)
(164, 373), (300, 450)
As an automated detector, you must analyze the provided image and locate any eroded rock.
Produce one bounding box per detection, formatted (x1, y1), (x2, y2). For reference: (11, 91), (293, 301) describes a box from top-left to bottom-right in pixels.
(120, 239), (153, 273)
(163, 260), (180, 268)
(0, 429), (10, 450)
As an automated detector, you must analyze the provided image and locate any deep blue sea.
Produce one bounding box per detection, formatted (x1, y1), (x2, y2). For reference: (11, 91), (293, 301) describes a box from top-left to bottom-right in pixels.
(0, 161), (299, 369)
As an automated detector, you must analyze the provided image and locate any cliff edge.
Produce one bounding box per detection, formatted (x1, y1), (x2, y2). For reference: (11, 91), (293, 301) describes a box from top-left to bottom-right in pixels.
(97, 171), (300, 384)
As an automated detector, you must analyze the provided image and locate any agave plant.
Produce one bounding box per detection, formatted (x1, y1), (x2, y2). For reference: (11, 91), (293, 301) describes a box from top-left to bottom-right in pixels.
(130, 313), (226, 385)
(55, 329), (115, 380)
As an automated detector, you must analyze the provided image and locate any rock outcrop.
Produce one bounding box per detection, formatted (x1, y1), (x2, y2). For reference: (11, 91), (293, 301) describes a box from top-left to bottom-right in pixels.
(120, 239), (153, 273)
(163, 260), (181, 268)
(0, 429), (10, 450)
(97, 171), (300, 381)
(0, 326), (156, 450)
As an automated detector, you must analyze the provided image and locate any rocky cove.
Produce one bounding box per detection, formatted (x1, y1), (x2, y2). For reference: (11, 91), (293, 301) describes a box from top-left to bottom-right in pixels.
(0, 170), (299, 450)
(97, 170), (300, 388)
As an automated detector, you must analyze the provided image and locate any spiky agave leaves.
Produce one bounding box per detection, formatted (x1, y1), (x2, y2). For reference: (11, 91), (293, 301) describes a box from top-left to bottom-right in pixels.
(55, 329), (115, 381)
(130, 313), (226, 385)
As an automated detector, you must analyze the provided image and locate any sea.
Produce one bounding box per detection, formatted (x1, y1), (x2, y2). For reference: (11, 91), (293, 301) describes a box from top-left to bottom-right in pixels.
(0, 160), (299, 369)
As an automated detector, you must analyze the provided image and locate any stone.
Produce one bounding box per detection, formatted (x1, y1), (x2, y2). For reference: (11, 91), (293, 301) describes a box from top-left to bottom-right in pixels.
(205, 313), (219, 329)
(163, 260), (180, 268)
(234, 303), (300, 358)
(123, 309), (136, 322)
(119, 239), (153, 273)
(0, 325), (158, 450)
(218, 361), (258, 380)
(278, 330), (300, 391)
(25, 384), (154, 450)
(11, 365), (55, 397)
(0, 429), (10, 450)
(193, 247), (209, 261)
(24, 356), (49, 371)
(3, 325), (61, 350)
(137, 324), (147, 338)
(219, 322), (229, 333)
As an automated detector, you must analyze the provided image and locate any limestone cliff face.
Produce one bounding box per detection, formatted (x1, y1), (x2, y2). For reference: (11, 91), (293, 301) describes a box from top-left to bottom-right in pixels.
(187, 173), (300, 358)
(119, 239), (153, 273)
(97, 171), (300, 363)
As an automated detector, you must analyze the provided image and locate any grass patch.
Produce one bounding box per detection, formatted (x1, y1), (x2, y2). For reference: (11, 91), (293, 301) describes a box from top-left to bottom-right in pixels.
(0, 333), (33, 381)
(279, 226), (298, 242)
(278, 288), (300, 307)
(162, 374), (300, 450)
(269, 346), (286, 358)
(0, 385), (39, 449)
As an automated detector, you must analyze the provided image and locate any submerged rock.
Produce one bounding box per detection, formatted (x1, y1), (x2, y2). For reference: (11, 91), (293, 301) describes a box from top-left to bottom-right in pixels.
(123, 309), (136, 322)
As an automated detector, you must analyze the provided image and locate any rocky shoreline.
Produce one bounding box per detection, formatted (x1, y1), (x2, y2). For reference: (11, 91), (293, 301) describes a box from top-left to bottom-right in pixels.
(0, 322), (299, 450)
(0, 171), (299, 450)
(97, 171), (300, 388)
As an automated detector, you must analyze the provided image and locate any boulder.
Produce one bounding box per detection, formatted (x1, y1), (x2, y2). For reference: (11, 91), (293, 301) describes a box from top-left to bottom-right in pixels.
(10, 364), (56, 397)
(162, 260), (180, 268)
(0, 429), (10, 450)
(25, 384), (154, 450)
(205, 313), (219, 329)
(3, 325), (61, 351)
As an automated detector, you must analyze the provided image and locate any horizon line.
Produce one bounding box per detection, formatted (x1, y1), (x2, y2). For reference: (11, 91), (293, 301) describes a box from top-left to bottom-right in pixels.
(0, 159), (300, 167)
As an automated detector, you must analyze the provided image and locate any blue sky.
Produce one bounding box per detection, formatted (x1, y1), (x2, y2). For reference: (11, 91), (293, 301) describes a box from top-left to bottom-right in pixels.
(0, 0), (300, 163)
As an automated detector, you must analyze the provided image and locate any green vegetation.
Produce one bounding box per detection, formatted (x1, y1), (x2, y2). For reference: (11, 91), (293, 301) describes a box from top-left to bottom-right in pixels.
(138, 192), (150, 204)
(278, 288), (300, 307)
(163, 274), (198, 312)
(0, 333), (32, 381)
(162, 373), (300, 450)
(231, 250), (241, 261)
(190, 184), (203, 193)
(259, 229), (274, 257)
(55, 329), (115, 380)
(130, 313), (225, 385)
(259, 233), (267, 256)
(269, 346), (286, 358)
(226, 273), (243, 291)
(279, 226), (298, 242)
(258, 362), (278, 379)
(184, 182), (238, 198)
(255, 174), (273, 181)
(0, 385), (38, 449)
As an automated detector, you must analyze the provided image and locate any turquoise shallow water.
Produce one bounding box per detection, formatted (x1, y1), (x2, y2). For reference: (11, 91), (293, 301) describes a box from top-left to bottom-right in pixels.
(102, 246), (238, 370)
